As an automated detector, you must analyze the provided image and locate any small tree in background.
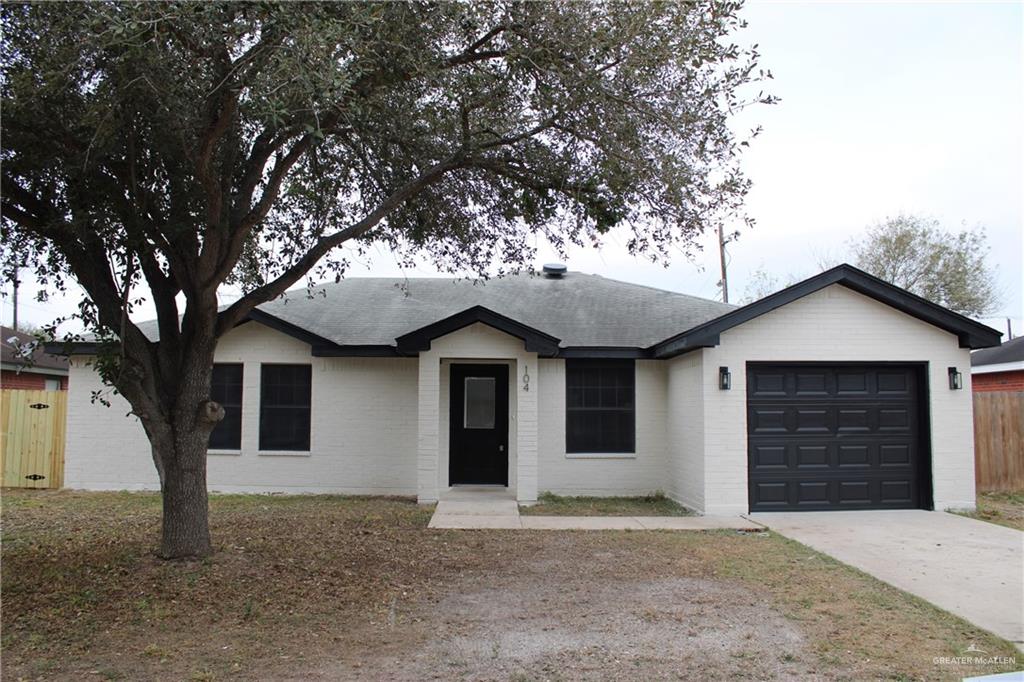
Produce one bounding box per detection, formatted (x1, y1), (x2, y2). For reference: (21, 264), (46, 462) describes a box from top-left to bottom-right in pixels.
(851, 215), (1000, 317)
(1, 2), (773, 557)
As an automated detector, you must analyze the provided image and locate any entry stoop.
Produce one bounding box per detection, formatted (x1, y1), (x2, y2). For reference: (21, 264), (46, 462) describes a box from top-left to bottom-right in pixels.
(430, 487), (521, 528)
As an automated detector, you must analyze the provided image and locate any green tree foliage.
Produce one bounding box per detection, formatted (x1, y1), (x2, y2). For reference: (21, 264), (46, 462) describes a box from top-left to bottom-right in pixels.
(851, 215), (999, 317)
(1, 1), (773, 557)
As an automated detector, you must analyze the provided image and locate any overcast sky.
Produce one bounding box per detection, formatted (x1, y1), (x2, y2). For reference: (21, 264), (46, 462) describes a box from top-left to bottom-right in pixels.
(4, 1), (1022, 337)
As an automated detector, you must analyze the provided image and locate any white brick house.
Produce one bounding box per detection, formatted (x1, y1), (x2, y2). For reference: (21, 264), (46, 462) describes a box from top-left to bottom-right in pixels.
(53, 264), (1000, 514)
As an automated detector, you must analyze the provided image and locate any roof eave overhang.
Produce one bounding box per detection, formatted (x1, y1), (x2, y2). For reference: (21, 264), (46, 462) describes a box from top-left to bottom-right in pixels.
(42, 341), (105, 356)
(650, 264), (1002, 358)
(0, 362), (69, 376)
(559, 346), (653, 359)
(394, 305), (562, 357)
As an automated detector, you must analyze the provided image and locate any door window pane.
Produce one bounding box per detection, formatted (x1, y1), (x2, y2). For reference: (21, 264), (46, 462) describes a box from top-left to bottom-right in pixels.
(464, 377), (496, 429)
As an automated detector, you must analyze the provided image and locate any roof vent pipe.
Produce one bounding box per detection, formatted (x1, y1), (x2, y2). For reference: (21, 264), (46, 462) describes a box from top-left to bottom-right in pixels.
(542, 263), (567, 279)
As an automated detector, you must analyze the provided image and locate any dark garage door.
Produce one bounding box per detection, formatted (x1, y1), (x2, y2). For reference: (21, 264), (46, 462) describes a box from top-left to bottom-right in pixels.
(747, 364), (929, 511)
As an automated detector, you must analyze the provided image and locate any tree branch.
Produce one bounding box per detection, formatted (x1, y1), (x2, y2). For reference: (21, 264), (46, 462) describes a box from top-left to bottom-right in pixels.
(215, 153), (467, 335)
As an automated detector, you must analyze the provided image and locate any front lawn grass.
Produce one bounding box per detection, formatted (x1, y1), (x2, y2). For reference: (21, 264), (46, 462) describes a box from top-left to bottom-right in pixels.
(520, 491), (693, 516)
(953, 490), (1024, 530)
(2, 489), (1019, 681)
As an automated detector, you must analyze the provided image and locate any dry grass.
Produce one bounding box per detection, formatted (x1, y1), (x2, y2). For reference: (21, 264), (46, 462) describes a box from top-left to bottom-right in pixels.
(954, 490), (1024, 530)
(2, 489), (1019, 681)
(520, 491), (693, 516)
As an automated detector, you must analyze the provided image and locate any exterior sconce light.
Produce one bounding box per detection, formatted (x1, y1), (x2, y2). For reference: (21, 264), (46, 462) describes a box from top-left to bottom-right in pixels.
(522, 364), (530, 392)
(948, 366), (962, 390)
(719, 366), (731, 390)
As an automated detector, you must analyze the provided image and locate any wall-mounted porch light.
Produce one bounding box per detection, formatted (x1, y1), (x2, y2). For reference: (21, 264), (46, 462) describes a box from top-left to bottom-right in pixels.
(719, 366), (731, 390)
(948, 366), (962, 390)
(522, 364), (530, 392)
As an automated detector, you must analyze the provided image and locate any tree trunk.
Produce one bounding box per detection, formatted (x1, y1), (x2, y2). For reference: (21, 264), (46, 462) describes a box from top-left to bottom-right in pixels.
(158, 438), (213, 558)
(140, 339), (223, 560)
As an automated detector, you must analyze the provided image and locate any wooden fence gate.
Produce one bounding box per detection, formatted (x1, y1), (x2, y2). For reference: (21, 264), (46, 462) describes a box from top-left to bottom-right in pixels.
(1, 389), (67, 489)
(974, 391), (1024, 492)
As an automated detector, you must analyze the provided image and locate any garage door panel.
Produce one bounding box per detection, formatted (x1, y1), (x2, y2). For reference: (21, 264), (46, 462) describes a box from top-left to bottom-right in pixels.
(878, 408), (911, 430)
(748, 364), (925, 512)
(794, 408), (830, 433)
(749, 407), (787, 433)
(877, 371), (912, 394)
(838, 480), (872, 505)
(795, 371), (829, 395)
(751, 444), (787, 469)
(751, 372), (787, 397)
(796, 444), (829, 468)
(879, 443), (913, 467)
(836, 371), (869, 395)
(751, 481), (789, 507)
(796, 481), (830, 505)
(836, 444), (871, 468)
(836, 407), (871, 432)
(880, 480), (914, 504)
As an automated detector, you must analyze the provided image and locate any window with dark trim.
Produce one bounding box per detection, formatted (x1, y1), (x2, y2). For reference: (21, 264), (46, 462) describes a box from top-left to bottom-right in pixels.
(259, 364), (312, 451)
(566, 359), (635, 453)
(209, 363), (243, 450)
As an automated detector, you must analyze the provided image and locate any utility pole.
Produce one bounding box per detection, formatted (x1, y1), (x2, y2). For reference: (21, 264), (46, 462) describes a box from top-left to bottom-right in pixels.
(11, 266), (18, 331)
(1008, 317), (1013, 340)
(718, 223), (729, 304)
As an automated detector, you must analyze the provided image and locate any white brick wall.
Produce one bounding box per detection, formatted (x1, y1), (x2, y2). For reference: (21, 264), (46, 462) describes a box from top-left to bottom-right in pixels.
(64, 322), (419, 494)
(537, 359), (669, 497)
(666, 353), (704, 510)
(698, 284), (976, 514)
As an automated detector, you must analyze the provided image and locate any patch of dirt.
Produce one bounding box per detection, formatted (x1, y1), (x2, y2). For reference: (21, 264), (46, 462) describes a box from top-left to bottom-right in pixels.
(2, 490), (1019, 681)
(328, 575), (807, 681)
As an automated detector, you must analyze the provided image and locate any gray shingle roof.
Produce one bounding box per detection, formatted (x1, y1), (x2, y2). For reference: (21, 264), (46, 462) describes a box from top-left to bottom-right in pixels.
(257, 272), (734, 349)
(971, 335), (1024, 366)
(1, 325), (70, 372)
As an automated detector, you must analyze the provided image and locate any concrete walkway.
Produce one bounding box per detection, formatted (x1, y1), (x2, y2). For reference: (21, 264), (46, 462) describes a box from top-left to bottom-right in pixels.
(428, 495), (761, 531)
(750, 510), (1024, 647)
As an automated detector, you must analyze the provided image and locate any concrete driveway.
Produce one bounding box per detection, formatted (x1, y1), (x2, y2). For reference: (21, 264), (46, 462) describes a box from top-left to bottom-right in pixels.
(750, 510), (1024, 646)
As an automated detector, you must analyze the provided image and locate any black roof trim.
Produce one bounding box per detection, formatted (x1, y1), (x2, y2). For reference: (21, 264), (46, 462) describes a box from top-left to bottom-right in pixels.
(312, 345), (401, 357)
(558, 346), (652, 359)
(395, 305), (561, 357)
(246, 309), (337, 348)
(651, 264), (1002, 358)
(43, 341), (105, 356)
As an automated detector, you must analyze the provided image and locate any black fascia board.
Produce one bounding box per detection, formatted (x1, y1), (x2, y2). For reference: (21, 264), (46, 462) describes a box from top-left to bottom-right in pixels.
(311, 345), (401, 357)
(651, 263), (1002, 358)
(394, 305), (561, 357)
(558, 346), (652, 359)
(246, 308), (338, 349)
(42, 341), (105, 356)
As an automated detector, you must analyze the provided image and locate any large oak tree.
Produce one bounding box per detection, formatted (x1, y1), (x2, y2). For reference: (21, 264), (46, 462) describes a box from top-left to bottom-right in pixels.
(1, 1), (772, 557)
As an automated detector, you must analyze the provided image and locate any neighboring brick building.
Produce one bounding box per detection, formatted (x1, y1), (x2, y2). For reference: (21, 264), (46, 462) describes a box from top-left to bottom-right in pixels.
(970, 335), (1024, 392)
(1, 325), (69, 391)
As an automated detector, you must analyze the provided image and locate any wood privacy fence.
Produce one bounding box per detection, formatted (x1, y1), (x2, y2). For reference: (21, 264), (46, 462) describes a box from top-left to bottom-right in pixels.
(974, 391), (1024, 492)
(1, 389), (67, 489)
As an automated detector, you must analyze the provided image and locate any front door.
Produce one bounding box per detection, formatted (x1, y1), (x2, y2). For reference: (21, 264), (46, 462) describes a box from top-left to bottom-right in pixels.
(449, 364), (509, 485)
